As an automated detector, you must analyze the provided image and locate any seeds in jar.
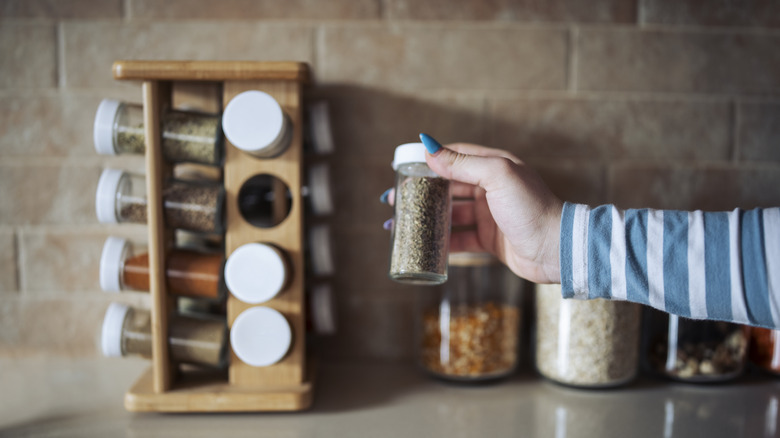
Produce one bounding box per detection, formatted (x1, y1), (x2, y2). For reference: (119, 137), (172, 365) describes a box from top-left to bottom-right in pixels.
(650, 322), (748, 379)
(421, 302), (519, 379)
(390, 176), (450, 279)
(535, 285), (641, 387)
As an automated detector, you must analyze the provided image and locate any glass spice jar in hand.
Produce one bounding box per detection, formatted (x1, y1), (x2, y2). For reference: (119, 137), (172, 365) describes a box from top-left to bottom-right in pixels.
(95, 168), (225, 234)
(388, 142), (451, 285)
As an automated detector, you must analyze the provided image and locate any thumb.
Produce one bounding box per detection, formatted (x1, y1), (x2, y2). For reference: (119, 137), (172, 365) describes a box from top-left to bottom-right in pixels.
(424, 143), (510, 191)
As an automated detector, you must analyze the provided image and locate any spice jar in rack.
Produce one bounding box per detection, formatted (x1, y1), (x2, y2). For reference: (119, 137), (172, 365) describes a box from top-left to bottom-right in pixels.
(535, 284), (641, 388)
(96, 168), (225, 234)
(224, 242), (290, 304)
(99, 236), (225, 300)
(222, 90), (292, 158)
(388, 143), (451, 285)
(749, 328), (780, 376)
(93, 99), (223, 166)
(417, 253), (522, 381)
(643, 309), (749, 382)
(101, 303), (228, 369)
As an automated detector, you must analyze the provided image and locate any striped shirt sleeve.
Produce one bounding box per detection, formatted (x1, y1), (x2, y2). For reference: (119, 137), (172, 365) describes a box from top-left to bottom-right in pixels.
(560, 202), (780, 330)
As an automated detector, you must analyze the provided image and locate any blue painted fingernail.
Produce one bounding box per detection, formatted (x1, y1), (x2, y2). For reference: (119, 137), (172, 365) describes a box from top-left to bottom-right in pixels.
(383, 219), (393, 230)
(419, 133), (442, 154)
(380, 189), (391, 204)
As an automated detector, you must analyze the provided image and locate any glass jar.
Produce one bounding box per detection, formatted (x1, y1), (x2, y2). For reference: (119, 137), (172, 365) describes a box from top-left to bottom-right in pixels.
(222, 90), (292, 158)
(388, 142), (451, 285)
(99, 236), (225, 300)
(224, 242), (289, 304)
(535, 284), (641, 388)
(93, 99), (223, 166)
(749, 328), (780, 375)
(95, 168), (225, 234)
(230, 306), (292, 367)
(417, 253), (521, 381)
(308, 223), (335, 278)
(101, 303), (227, 368)
(643, 309), (749, 382)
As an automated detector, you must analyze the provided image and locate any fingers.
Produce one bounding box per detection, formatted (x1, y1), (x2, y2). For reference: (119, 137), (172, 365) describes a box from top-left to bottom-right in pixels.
(445, 142), (523, 165)
(449, 228), (486, 253)
(426, 146), (517, 193)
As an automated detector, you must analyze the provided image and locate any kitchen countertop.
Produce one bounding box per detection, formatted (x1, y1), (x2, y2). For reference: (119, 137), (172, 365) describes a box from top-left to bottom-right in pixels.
(1, 357), (778, 437)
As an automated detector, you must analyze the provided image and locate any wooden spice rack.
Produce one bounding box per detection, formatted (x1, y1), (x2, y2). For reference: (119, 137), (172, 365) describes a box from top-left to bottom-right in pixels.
(112, 60), (313, 412)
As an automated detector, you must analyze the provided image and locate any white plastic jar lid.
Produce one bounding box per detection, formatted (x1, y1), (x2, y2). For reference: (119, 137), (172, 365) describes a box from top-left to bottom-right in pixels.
(222, 90), (288, 156)
(308, 224), (334, 277)
(391, 142), (427, 170)
(95, 168), (125, 224)
(308, 163), (334, 216)
(310, 283), (336, 336)
(230, 306), (292, 367)
(100, 236), (129, 293)
(93, 99), (122, 156)
(224, 243), (288, 304)
(101, 302), (130, 357)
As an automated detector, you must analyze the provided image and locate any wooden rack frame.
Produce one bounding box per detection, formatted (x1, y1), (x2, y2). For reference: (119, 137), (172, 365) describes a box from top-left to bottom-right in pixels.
(113, 60), (313, 412)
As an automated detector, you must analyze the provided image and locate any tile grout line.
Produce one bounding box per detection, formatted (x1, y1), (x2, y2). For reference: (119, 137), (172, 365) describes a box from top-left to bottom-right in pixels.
(15, 228), (25, 293)
(55, 21), (65, 89)
(567, 26), (579, 92)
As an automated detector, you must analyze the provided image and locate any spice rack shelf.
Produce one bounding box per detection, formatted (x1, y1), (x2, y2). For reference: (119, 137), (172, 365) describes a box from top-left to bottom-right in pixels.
(112, 60), (313, 412)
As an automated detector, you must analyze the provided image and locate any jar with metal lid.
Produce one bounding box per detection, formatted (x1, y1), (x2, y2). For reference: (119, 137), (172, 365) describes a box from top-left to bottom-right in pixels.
(99, 236), (225, 300)
(388, 142), (451, 285)
(95, 168), (225, 234)
(222, 90), (292, 158)
(101, 303), (227, 369)
(535, 284), (641, 388)
(224, 242), (290, 304)
(93, 99), (223, 166)
(644, 309), (748, 382)
(749, 328), (780, 375)
(416, 252), (522, 381)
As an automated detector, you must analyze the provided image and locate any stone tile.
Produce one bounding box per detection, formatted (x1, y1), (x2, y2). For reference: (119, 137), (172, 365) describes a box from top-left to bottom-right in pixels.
(491, 97), (731, 160)
(611, 164), (780, 210)
(737, 102), (780, 162)
(0, 0), (122, 18)
(320, 24), (568, 91)
(0, 23), (56, 89)
(578, 28), (780, 94)
(331, 161), (395, 226)
(0, 164), (102, 225)
(0, 231), (17, 293)
(19, 231), (106, 293)
(534, 162), (607, 205)
(319, 88), (487, 165)
(129, 0), (379, 19)
(386, 0), (635, 22)
(641, 0), (780, 28)
(331, 227), (397, 293)
(62, 22), (315, 89)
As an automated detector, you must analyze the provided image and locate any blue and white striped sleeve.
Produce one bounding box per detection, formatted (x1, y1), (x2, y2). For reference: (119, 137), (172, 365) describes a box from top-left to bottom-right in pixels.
(560, 202), (780, 330)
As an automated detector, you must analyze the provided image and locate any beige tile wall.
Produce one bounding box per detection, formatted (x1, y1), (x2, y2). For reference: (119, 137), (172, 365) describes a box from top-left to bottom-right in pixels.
(1, 0), (779, 362)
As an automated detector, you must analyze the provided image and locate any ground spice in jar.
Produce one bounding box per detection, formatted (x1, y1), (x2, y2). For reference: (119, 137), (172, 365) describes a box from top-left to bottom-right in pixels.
(390, 176), (450, 281)
(421, 302), (519, 379)
(123, 249), (223, 299)
(749, 328), (780, 374)
(163, 182), (223, 233)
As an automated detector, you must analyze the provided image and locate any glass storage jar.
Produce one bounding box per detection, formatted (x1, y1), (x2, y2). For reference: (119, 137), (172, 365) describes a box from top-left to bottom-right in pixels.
(535, 284), (641, 388)
(388, 142), (451, 285)
(101, 303), (227, 368)
(93, 99), (223, 166)
(749, 328), (780, 375)
(417, 253), (522, 381)
(230, 306), (292, 367)
(643, 308), (749, 382)
(99, 236), (225, 300)
(222, 90), (292, 158)
(96, 168), (225, 234)
(224, 242), (289, 304)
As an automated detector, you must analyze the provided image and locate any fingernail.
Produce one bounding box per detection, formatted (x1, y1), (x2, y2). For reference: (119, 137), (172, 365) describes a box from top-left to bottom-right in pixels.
(383, 219), (393, 230)
(419, 133), (442, 154)
(380, 189), (391, 204)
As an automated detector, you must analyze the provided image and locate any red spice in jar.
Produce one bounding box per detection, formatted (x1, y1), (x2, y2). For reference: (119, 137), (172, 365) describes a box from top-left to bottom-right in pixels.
(122, 249), (223, 300)
(749, 327), (780, 375)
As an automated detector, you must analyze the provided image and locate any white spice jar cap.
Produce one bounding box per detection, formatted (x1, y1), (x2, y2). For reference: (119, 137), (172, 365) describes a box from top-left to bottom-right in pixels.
(392, 142), (427, 170)
(225, 243), (288, 304)
(93, 99), (122, 156)
(222, 90), (289, 157)
(308, 224), (335, 277)
(100, 236), (129, 293)
(230, 307), (292, 367)
(95, 168), (125, 224)
(307, 163), (334, 216)
(101, 302), (130, 357)
(310, 283), (337, 336)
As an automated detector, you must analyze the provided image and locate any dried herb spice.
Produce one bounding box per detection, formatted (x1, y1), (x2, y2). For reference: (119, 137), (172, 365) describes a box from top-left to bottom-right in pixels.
(390, 175), (450, 284)
(421, 302), (519, 379)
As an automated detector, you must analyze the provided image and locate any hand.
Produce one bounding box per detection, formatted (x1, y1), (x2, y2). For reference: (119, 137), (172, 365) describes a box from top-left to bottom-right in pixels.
(383, 137), (563, 284)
